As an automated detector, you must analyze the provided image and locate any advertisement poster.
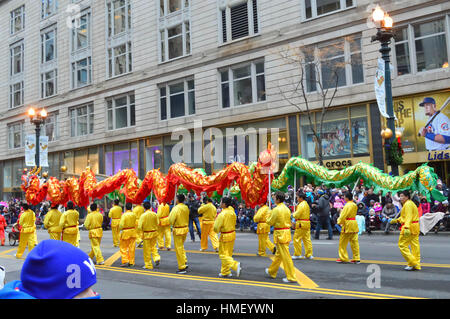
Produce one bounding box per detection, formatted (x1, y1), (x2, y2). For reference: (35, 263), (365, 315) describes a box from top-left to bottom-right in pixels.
(39, 136), (49, 167)
(25, 135), (36, 167)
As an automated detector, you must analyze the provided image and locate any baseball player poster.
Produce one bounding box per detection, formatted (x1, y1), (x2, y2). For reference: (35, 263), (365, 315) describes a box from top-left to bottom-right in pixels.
(415, 93), (450, 153)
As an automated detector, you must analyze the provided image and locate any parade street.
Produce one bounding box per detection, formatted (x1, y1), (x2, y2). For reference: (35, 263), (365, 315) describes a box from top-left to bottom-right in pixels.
(1, 228), (450, 299)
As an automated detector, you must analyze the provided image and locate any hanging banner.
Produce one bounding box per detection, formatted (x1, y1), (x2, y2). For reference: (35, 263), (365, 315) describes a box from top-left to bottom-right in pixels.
(25, 135), (36, 167)
(374, 58), (390, 119)
(39, 136), (49, 167)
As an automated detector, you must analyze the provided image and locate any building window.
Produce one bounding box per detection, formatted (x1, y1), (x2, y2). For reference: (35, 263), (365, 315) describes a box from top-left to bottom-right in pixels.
(394, 17), (449, 75)
(107, 0), (131, 37)
(41, 28), (56, 64)
(303, 0), (354, 20)
(43, 113), (59, 142)
(159, 79), (195, 120)
(10, 5), (25, 35)
(9, 81), (24, 109)
(42, 0), (57, 19)
(8, 122), (24, 149)
(220, 61), (265, 108)
(71, 10), (90, 52)
(108, 42), (132, 78)
(107, 93), (135, 130)
(41, 69), (57, 98)
(220, 0), (259, 43)
(305, 35), (363, 92)
(10, 42), (24, 77)
(70, 104), (94, 137)
(72, 57), (92, 89)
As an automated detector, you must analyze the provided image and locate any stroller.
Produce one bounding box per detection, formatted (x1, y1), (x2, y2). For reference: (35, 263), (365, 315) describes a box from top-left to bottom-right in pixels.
(8, 223), (20, 246)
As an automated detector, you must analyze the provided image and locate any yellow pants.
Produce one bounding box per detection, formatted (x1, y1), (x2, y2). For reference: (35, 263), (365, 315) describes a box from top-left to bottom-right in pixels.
(48, 232), (61, 241)
(293, 228), (313, 258)
(143, 237), (160, 269)
(268, 242), (297, 282)
(120, 237), (136, 265)
(219, 240), (239, 276)
(16, 232), (36, 258)
(88, 237), (104, 264)
(338, 233), (360, 262)
(173, 234), (187, 270)
(136, 228), (143, 245)
(112, 226), (120, 247)
(157, 225), (172, 249)
(257, 233), (275, 256)
(201, 223), (219, 250)
(398, 234), (421, 269)
(62, 233), (79, 247)
(76, 231), (80, 247)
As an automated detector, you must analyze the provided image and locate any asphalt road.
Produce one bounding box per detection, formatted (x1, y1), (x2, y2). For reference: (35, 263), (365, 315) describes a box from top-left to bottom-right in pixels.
(1, 228), (450, 299)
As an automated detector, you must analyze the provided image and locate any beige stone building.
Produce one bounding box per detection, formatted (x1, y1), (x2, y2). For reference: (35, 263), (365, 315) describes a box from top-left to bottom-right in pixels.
(0, 0), (449, 200)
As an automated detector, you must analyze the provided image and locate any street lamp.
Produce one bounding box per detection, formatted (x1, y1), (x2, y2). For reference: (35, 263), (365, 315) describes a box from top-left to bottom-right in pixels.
(371, 5), (399, 176)
(27, 107), (48, 170)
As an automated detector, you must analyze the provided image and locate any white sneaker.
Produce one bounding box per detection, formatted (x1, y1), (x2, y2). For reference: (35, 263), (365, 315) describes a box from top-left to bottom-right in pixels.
(219, 273), (232, 278)
(404, 266), (414, 271)
(199, 249), (205, 252)
(265, 268), (272, 278)
(236, 262), (242, 277)
(292, 255), (303, 260)
(282, 278), (296, 283)
(306, 256), (314, 260)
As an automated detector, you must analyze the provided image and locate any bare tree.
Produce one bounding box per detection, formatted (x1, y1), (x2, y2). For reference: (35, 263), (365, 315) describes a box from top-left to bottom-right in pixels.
(278, 42), (345, 165)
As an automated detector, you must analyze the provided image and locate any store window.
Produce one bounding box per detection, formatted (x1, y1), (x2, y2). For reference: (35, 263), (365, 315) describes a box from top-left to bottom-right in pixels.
(105, 142), (138, 176)
(3, 162), (12, 188)
(350, 105), (369, 156)
(146, 137), (163, 171)
(64, 151), (74, 174)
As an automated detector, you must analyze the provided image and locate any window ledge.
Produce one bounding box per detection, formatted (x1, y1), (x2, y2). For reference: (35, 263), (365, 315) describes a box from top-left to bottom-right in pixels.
(221, 100), (267, 110)
(218, 33), (260, 48)
(106, 126), (136, 136)
(106, 71), (134, 81)
(305, 81), (365, 95)
(158, 54), (192, 66)
(395, 67), (449, 79)
(158, 113), (196, 122)
(301, 6), (356, 23)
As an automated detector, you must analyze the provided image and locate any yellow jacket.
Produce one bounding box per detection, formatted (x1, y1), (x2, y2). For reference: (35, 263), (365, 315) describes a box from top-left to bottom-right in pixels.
(169, 203), (190, 236)
(214, 206), (236, 243)
(337, 201), (359, 233)
(138, 210), (159, 240)
(59, 209), (79, 235)
(398, 200), (420, 235)
(267, 203), (291, 244)
(108, 205), (123, 228)
(198, 203), (217, 225)
(19, 209), (36, 234)
(253, 205), (271, 234)
(133, 205), (145, 226)
(44, 208), (62, 233)
(84, 210), (104, 239)
(293, 201), (310, 230)
(157, 203), (170, 227)
(119, 210), (137, 240)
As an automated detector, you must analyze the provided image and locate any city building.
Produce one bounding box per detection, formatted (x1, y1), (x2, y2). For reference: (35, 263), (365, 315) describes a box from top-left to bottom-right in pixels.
(0, 0), (449, 200)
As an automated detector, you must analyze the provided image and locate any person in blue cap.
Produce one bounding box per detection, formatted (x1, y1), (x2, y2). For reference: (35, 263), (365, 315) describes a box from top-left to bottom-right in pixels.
(418, 97), (450, 151)
(0, 239), (100, 299)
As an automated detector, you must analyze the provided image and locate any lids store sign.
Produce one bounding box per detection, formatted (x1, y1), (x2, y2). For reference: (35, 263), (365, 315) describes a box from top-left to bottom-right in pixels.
(427, 150), (450, 161)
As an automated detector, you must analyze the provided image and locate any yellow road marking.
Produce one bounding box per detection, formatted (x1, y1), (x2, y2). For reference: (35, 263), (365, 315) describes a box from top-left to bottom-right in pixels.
(0, 248), (16, 256)
(268, 256), (319, 288)
(310, 257), (450, 269)
(103, 251), (121, 266)
(96, 265), (423, 299)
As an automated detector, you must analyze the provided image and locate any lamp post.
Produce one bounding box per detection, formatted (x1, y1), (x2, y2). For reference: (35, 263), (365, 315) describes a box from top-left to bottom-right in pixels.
(27, 107), (48, 170)
(371, 6), (399, 176)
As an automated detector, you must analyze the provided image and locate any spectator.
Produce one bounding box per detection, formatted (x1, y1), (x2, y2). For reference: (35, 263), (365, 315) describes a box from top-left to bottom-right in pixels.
(381, 202), (397, 233)
(187, 195), (201, 242)
(314, 190), (333, 240)
(420, 198), (431, 217)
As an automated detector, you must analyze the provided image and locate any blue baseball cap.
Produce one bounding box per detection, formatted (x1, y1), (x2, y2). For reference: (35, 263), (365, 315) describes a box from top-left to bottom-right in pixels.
(419, 97), (436, 106)
(17, 240), (97, 299)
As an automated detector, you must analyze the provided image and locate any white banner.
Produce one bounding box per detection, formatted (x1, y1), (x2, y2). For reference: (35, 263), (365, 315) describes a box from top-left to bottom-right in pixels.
(39, 136), (49, 167)
(25, 135), (36, 167)
(374, 58), (390, 118)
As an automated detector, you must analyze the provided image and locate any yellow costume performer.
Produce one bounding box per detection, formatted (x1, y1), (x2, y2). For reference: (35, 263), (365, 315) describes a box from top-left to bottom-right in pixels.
(119, 203), (137, 267)
(253, 204), (275, 257)
(336, 194), (360, 264)
(43, 206), (62, 240)
(59, 202), (79, 247)
(16, 205), (36, 259)
(133, 204), (145, 247)
(390, 192), (421, 271)
(138, 202), (161, 269)
(169, 195), (190, 273)
(84, 204), (104, 265)
(157, 203), (171, 250)
(266, 193), (297, 283)
(292, 195), (313, 259)
(214, 198), (241, 278)
(108, 201), (123, 247)
(198, 199), (219, 252)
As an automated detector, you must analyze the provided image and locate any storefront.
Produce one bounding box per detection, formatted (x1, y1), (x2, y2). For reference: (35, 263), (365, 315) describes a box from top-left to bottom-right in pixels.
(387, 89), (450, 184)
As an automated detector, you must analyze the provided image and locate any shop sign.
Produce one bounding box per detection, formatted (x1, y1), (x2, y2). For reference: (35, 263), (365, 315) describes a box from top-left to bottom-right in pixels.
(324, 159), (352, 169)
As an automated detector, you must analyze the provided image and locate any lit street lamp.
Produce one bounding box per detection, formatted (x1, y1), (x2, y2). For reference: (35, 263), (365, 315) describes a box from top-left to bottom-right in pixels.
(371, 5), (399, 176)
(27, 107), (48, 170)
